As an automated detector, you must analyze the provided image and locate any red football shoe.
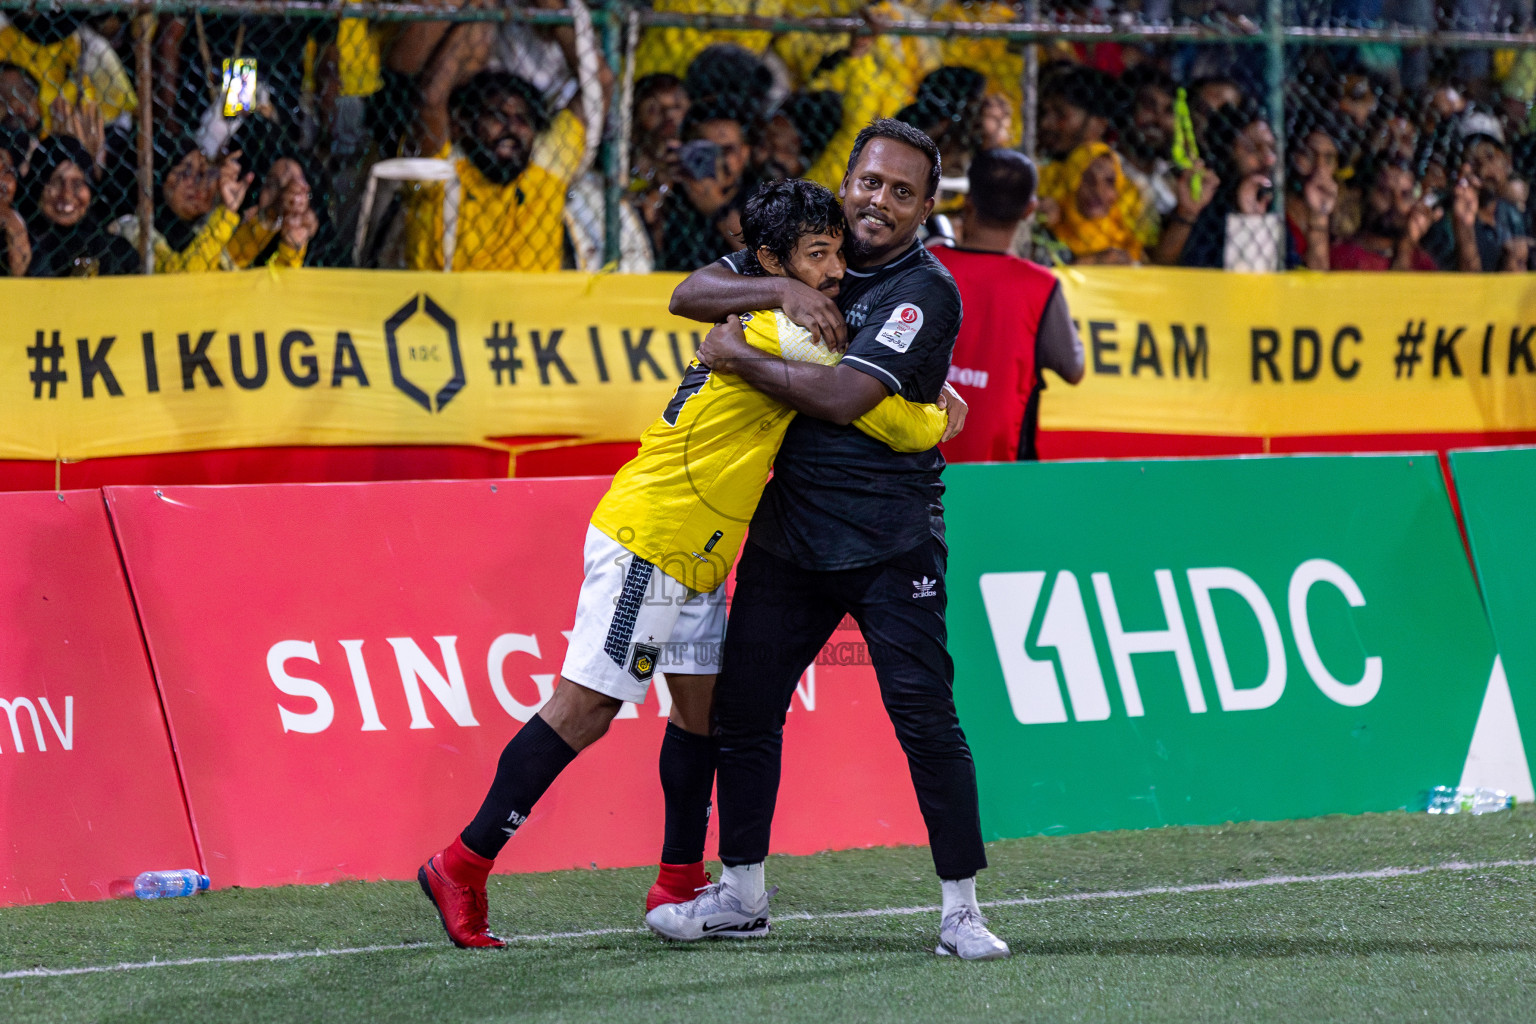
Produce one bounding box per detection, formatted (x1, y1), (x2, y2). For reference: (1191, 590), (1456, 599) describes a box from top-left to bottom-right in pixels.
(418, 847), (507, 949)
(645, 861), (710, 913)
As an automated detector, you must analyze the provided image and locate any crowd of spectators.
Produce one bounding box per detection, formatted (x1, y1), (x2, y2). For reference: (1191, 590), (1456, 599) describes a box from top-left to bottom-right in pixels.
(1026, 53), (1536, 271)
(3, 0), (1536, 275)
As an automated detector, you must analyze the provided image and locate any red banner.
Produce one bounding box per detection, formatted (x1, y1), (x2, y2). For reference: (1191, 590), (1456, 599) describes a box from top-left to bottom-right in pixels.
(0, 491), (199, 905)
(106, 479), (924, 889)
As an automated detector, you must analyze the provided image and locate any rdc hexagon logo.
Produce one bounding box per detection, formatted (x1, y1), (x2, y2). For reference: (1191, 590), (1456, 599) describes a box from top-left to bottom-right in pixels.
(384, 294), (466, 413)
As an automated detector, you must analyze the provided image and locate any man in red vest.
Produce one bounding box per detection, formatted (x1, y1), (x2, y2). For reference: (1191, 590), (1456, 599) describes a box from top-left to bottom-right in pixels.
(932, 149), (1084, 462)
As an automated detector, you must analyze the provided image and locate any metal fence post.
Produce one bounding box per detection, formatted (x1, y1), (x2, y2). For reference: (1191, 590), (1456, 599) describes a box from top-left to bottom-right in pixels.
(1022, 0), (1038, 160)
(1267, 0), (1286, 270)
(601, 0), (622, 269)
(134, 8), (156, 275)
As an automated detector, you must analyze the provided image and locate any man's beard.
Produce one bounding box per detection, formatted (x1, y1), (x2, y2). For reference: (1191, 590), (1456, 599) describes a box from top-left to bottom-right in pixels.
(462, 137), (529, 186)
(845, 227), (882, 263)
(1363, 209), (1406, 240)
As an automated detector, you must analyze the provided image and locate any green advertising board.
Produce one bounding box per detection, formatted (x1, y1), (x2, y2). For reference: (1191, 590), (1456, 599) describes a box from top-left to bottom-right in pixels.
(946, 455), (1498, 839)
(1449, 446), (1536, 796)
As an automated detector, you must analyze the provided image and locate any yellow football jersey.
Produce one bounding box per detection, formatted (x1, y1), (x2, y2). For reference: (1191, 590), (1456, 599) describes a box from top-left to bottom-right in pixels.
(401, 110), (583, 272)
(589, 309), (946, 593)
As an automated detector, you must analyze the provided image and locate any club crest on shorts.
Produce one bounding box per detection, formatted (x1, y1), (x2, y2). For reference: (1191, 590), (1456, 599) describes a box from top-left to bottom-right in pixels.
(629, 642), (661, 682)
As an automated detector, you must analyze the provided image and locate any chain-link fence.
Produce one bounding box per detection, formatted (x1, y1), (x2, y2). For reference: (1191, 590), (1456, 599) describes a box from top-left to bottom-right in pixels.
(1, 0), (1534, 276)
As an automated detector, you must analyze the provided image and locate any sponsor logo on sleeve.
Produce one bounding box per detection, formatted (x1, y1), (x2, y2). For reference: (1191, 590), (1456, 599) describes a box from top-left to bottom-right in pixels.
(876, 304), (924, 353)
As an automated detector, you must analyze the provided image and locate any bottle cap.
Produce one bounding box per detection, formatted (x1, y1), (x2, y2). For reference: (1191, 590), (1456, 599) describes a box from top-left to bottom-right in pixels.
(196, 874), (211, 891)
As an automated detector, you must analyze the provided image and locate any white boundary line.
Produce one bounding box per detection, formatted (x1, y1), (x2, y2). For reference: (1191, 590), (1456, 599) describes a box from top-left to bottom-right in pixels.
(6, 857), (1535, 981)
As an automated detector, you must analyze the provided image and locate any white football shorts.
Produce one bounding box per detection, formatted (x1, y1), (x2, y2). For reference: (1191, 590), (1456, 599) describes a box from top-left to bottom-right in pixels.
(560, 525), (728, 704)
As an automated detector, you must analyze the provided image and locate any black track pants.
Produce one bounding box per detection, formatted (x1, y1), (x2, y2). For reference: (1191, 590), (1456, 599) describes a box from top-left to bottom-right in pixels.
(712, 537), (987, 880)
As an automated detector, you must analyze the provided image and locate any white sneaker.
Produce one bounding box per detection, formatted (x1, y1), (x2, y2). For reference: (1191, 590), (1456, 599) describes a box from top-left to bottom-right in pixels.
(936, 907), (1011, 960)
(645, 882), (771, 941)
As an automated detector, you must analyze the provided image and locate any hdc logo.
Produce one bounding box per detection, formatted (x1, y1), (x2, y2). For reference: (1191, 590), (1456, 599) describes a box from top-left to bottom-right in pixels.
(979, 559), (1381, 725)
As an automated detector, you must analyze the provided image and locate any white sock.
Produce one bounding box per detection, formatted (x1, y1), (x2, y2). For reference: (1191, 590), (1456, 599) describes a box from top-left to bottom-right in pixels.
(941, 876), (978, 919)
(722, 862), (765, 903)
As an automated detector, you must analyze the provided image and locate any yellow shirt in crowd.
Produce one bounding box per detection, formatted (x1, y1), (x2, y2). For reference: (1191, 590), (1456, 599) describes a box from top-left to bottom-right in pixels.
(337, 0), (383, 98)
(112, 207), (309, 272)
(0, 19), (136, 133)
(401, 109), (583, 273)
(774, 0), (938, 93)
(772, 0), (861, 85)
(590, 306), (946, 592)
(633, 0), (785, 79)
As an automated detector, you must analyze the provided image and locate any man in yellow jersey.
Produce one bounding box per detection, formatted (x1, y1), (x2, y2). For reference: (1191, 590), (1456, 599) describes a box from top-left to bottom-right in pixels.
(416, 178), (966, 949)
(393, 2), (610, 272)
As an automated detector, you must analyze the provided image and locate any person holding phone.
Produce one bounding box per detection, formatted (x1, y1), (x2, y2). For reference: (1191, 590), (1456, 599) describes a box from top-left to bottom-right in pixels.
(1173, 99), (1306, 271)
(654, 96), (758, 271)
(109, 135), (254, 273)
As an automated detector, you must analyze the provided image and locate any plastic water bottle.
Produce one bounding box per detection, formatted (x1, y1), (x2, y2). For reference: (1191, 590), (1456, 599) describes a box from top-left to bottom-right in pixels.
(1426, 786), (1516, 815)
(133, 869), (210, 899)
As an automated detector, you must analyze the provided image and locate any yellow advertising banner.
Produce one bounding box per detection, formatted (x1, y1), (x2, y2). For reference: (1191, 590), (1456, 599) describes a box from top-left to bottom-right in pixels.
(1, 269), (689, 461)
(1049, 267), (1536, 437)
(6, 265), (1536, 462)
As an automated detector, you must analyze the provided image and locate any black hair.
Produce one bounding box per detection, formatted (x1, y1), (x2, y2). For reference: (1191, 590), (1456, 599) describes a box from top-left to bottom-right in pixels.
(1414, 117), (1460, 179)
(27, 136), (91, 201)
(967, 148), (1037, 225)
(1287, 104), (1345, 154)
(1189, 74), (1245, 109)
(448, 71), (550, 136)
(0, 126), (27, 171)
(685, 45), (773, 112)
(1041, 63), (1115, 120)
(1203, 98), (1268, 190)
(10, 12), (86, 46)
(150, 133), (206, 250)
(23, 135), (94, 238)
(681, 94), (754, 143)
(634, 73), (684, 107)
(742, 178), (846, 267)
(0, 61), (41, 93)
(1285, 104), (1345, 191)
(1120, 65), (1176, 101)
(1356, 155), (1415, 195)
(776, 90), (842, 165)
(156, 133), (203, 184)
(896, 66), (986, 156)
(846, 117), (942, 199)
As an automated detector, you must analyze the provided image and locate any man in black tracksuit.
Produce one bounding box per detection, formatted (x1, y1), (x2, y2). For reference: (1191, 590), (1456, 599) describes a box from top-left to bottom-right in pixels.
(646, 118), (1010, 961)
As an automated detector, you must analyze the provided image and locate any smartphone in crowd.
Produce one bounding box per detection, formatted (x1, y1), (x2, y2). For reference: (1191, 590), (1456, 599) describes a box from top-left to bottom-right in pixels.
(222, 58), (258, 118)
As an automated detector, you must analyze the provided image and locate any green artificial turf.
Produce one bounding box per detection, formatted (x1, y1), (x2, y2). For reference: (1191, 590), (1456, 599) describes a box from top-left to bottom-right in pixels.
(5, 808), (1536, 1023)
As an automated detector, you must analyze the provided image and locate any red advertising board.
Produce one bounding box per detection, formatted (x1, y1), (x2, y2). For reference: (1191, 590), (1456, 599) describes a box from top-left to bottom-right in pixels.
(0, 491), (200, 905)
(106, 479), (924, 889)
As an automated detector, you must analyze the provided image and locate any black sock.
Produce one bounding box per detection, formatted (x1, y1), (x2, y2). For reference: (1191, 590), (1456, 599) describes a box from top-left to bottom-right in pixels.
(658, 722), (716, 864)
(460, 715), (578, 860)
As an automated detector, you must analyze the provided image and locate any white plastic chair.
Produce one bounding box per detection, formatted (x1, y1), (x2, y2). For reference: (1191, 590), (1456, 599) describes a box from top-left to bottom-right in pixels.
(353, 157), (460, 271)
